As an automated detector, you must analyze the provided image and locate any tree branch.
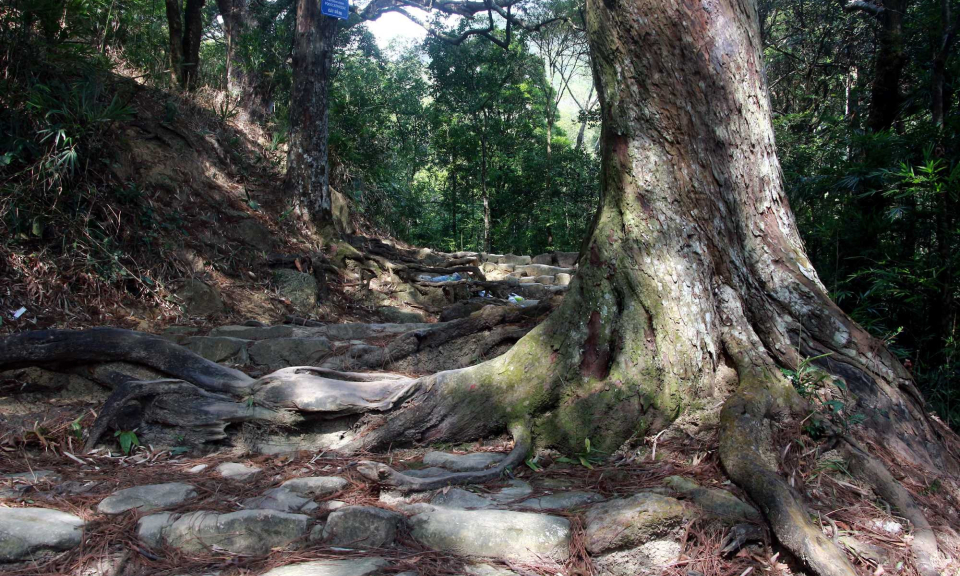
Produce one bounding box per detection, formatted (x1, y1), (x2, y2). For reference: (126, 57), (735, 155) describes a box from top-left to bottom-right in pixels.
(843, 0), (884, 16)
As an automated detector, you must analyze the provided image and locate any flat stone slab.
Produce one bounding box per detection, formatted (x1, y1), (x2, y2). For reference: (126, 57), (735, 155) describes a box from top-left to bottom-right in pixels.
(422, 451), (506, 472)
(98, 482), (197, 514)
(409, 508), (570, 561)
(583, 492), (688, 554)
(139, 509), (309, 555)
(249, 338), (333, 369)
(0, 507), (84, 561)
(322, 506), (405, 548)
(261, 558), (388, 576)
(519, 491), (603, 510)
(430, 488), (495, 509)
(216, 462), (261, 480)
(280, 476), (348, 497)
(242, 488), (317, 513)
(181, 336), (249, 364)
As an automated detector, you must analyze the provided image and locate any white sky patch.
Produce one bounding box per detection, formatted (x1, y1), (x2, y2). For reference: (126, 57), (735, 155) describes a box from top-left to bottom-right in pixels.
(366, 10), (430, 50)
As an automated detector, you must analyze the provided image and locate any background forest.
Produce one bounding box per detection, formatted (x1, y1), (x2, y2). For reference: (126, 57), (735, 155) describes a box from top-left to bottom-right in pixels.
(1, 0), (958, 428)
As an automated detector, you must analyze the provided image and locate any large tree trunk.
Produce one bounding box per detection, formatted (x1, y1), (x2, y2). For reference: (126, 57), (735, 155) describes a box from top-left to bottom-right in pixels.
(287, 4), (337, 225)
(8, 2), (957, 575)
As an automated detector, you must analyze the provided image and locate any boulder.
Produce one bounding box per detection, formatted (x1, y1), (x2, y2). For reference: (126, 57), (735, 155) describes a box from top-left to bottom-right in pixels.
(216, 462), (261, 480)
(555, 273), (572, 286)
(422, 451), (505, 472)
(321, 506), (405, 548)
(555, 252), (579, 268)
(583, 492), (688, 554)
(274, 269), (319, 313)
(532, 254), (554, 265)
(235, 218), (275, 251)
(663, 476), (761, 523)
(181, 336), (249, 364)
(519, 491), (603, 510)
(533, 275), (555, 285)
(409, 508), (570, 561)
(0, 507), (84, 561)
(178, 279), (225, 317)
(487, 480), (533, 503)
(500, 254), (532, 266)
(97, 482), (197, 515)
(139, 509), (309, 554)
(261, 558), (388, 576)
(248, 337), (333, 370)
(376, 306), (426, 324)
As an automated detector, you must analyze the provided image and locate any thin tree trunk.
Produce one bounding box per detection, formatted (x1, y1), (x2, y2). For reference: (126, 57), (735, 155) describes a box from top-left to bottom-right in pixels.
(287, 3), (337, 225)
(480, 119), (491, 253)
(866, 0), (907, 132)
(181, 0), (205, 90)
(164, 0), (184, 86)
(216, 0), (273, 119)
(932, 0), (957, 127)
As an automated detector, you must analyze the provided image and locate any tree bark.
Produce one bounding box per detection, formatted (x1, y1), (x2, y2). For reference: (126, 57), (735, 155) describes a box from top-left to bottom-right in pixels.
(181, 0), (205, 90)
(287, 4), (337, 225)
(164, 0), (184, 86)
(866, 0), (908, 132)
(480, 116), (491, 253)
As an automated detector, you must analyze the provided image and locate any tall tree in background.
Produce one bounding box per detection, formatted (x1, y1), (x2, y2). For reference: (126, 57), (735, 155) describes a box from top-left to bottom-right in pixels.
(285, 0), (561, 228)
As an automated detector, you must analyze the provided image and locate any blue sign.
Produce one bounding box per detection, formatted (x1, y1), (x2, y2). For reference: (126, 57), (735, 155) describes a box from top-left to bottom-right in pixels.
(321, 0), (348, 19)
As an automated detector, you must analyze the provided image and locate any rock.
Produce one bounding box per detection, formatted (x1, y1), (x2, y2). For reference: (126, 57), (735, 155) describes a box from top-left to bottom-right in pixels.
(141, 509), (309, 554)
(178, 279), (225, 317)
(377, 306), (426, 324)
(555, 252), (579, 268)
(280, 476), (349, 497)
(500, 254), (532, 266)
(518, 277), (536, 284)
(216, 462), (261, 480)
(583, 492), (689, 554)
(274, 269), (319, 313)
(519, 491), (603, 510)
(249, 337), (332, 369)
(0, 507), (84, 561)
(532, 254), (554, 265)
(242, 476), (347, 513)
(242, 488), (318, 513)
(422, 451), (505, 472)
(261, 558), (388, 576)
(137, 512), (174, 547)
(533, 275), (555, 285)
(321, 506), (405, 548)
(97, 482), (197, 515)
(430, 488), (495, 509)
(593, 540), (683, 576)
(465, 564), (519, 576)
(409, 508), (570, 561)
(186, 464), (208, 474)
(235, 218), (275, 252)
(181, 336), (249, 364)
(488, 480), (532, 503)
(663, 476), (760, 523)
(555, 273), (572, 286)
(209, 325), (297, 340)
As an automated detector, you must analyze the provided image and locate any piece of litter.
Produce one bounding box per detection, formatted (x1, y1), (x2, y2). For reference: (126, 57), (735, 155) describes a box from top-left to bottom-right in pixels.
(12, 307), (26, 319)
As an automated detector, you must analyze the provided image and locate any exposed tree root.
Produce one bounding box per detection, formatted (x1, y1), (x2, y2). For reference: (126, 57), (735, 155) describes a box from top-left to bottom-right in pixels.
(719, 388), (858, 576)
(0, 328), (252, 394)
(839, 437), (942, 576)
(356, 420), (531, 492)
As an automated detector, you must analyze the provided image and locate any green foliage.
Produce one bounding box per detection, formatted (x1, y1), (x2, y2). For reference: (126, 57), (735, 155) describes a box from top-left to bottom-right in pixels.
(114, 429), (140, 454)
(556, 437), (606, 469)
